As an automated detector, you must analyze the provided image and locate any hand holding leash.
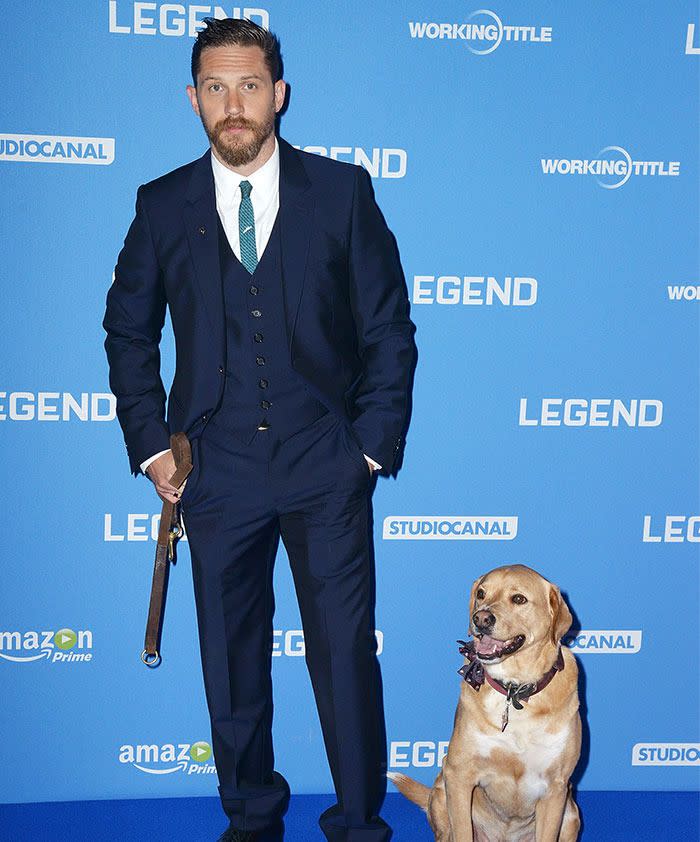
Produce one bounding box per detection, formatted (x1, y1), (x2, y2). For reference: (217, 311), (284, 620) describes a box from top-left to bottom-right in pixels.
(146, 447), (187, 504)
(141, 432), (193, 668)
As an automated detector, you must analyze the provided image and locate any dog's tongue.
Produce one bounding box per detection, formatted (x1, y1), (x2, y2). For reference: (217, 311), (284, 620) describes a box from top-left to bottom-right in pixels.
(475, 635), (502, 656)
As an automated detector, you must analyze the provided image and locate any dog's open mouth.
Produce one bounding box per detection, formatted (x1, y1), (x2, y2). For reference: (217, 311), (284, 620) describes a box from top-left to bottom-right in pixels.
(474, 633), (525, 660)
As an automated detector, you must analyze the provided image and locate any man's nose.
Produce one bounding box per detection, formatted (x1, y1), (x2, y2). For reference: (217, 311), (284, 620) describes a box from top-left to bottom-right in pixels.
(224, 90), (243, 116)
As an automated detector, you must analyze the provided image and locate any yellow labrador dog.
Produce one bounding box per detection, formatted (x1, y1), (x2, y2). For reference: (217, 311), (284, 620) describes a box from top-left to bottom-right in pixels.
(390, 565), (581, 842)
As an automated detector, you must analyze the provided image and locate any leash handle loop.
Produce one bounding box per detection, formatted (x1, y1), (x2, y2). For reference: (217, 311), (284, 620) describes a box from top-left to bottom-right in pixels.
(142, 433), (193, 667)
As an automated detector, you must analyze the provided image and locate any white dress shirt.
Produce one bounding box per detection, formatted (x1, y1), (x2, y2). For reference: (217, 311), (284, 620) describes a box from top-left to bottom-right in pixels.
(141, 138), (381, 475)
(212, 134), (281, 263)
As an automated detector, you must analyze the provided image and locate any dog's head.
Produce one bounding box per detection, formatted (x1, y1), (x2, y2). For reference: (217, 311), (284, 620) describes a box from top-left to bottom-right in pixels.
(468, 564), (572, 666)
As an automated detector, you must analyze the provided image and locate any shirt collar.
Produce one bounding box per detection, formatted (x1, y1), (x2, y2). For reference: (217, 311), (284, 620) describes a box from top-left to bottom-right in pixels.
(210, 135), (279, 206)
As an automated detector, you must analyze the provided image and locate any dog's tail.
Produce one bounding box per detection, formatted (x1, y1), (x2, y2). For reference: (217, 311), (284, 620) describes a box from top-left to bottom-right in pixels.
(387, 772), (431, 811)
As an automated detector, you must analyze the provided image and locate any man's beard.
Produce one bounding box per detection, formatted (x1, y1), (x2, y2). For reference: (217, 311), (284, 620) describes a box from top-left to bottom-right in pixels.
(203, 109), (275, 169)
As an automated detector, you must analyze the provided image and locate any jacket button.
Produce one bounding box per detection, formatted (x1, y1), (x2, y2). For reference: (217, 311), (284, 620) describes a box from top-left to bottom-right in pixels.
(202, 414), (208, 422)
(261, 400), (272, 410)
(254, 332), (263, 343)
(218, 366), (224, 374)
(256, 356), (265, 366)
(251, 309), (262, 317)
(258, 378), (268, 388)
(249, 285), (259, 295)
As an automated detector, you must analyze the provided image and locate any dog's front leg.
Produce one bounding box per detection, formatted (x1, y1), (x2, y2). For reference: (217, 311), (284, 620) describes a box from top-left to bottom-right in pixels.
(534, 782), (568, 841)
(443, 764), (475, 842)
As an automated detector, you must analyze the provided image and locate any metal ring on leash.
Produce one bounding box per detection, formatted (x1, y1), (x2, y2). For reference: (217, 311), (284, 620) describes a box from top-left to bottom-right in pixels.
(141, 648), (161, 668)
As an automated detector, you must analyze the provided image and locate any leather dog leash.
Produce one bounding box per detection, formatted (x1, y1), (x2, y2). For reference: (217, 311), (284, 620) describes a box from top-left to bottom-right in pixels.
(141, 432), (193, 667)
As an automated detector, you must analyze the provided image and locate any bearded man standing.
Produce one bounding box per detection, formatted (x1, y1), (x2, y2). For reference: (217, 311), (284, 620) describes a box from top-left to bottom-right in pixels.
(104, 17), (416, 842)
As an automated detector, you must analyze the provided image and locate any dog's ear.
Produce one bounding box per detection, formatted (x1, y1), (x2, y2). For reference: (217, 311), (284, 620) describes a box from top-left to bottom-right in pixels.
(469, 577), (482, 621)
(548, 584), (572, 644)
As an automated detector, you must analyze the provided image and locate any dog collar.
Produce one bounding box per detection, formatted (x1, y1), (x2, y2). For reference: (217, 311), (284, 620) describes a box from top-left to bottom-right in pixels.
(457, 639), (565, 731)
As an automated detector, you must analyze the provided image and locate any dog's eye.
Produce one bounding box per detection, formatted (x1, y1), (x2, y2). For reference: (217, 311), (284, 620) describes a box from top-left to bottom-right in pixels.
(476, 588), (485, 600)
(511, 594), (527, 605)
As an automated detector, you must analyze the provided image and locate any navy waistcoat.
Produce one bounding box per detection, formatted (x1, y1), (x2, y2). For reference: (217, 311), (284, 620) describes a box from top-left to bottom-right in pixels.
(210, 212), (328, 444)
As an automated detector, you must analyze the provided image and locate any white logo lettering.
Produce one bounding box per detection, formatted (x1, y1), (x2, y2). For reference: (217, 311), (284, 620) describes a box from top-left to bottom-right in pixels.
(108, 2), (269, 36)
(271, 629), (383, 656)
(104, 513), (190, 542)
(408, 10), (552, 55)
(0, 392), (116, 422)
(540, 147), (680, 189)
(118, 741), (217, 775)
(0, 628), (93, 664)
(294, 145), (407, 179)
(563, 631), (642, 654)
(383, 517), (518, 541)
(667, 285), (700, 301)
(389, 740), (450, 768)
(632, 744), (700, 766)
(642, 515), (700, 543)
(518, 398), (663, 427)
(0, 134), (114, 165)
(413, 275), (537, 306)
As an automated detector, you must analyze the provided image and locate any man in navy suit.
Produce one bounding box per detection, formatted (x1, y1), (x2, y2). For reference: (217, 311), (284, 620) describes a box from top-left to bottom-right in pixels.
(104, 17), (416, 842)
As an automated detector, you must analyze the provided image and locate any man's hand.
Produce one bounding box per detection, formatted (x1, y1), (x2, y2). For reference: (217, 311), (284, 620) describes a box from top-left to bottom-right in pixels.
(146, 450), (186, 504)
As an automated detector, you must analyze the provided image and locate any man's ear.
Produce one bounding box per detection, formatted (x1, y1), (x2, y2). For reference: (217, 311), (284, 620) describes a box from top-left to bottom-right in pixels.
(273, 78), (286, 113)
(548, 584), (572, 644)
(186, 84), (200, 117)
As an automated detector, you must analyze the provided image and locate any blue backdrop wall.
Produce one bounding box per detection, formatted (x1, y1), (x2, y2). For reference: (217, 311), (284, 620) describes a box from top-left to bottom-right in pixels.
(1, 0), (698, 805)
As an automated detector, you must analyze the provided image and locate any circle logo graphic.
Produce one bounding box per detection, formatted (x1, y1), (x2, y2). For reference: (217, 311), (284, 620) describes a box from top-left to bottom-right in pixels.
(595, 146), (633, 189)
(190, 741), (212, 763)
(467, 9), (503, 55)
(54, 628), (77, 650)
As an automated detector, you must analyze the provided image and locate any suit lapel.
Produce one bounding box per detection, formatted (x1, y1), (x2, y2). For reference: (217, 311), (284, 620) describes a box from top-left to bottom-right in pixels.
(183, 149), (225, 351)
(182, 140), (313, 355)
(278, 137), (313, 350)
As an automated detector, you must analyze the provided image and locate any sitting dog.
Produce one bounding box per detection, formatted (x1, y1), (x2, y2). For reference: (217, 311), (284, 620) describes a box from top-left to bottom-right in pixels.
(390, 564), (581, 842)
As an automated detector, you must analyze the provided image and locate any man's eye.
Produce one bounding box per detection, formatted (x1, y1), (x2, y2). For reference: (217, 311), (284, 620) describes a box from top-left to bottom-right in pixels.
(243, 83), (257, 90)
(476, 588), (485, 600)
(209, 84), (222, 93)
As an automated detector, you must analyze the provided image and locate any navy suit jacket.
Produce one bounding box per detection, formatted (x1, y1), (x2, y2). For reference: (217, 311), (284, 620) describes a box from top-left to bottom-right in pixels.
(104, 137), (417, 477)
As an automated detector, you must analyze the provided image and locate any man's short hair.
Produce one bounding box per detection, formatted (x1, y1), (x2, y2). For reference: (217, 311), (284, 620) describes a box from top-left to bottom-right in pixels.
(191, 18), (282, 85)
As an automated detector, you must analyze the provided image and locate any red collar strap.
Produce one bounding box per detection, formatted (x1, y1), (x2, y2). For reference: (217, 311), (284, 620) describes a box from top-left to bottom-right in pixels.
(457, 639), (565, 710)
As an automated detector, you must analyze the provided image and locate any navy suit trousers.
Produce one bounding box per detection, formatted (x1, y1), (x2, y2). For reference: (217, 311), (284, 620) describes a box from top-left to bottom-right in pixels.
(181, 411), (391, 841)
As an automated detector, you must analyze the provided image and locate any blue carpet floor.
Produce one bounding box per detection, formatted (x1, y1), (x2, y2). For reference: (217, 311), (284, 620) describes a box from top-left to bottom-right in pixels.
(0, 791), (697, 841)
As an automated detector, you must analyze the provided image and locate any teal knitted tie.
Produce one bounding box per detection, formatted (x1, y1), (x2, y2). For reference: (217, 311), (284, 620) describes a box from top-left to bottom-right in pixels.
(239, 180), (258, 274)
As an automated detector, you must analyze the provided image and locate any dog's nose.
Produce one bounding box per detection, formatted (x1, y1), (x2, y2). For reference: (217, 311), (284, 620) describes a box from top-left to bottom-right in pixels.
(473, 610), (496, 631)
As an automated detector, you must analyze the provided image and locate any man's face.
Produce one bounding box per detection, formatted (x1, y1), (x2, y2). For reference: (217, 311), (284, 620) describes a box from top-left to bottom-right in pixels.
(186, 44), (286, 171)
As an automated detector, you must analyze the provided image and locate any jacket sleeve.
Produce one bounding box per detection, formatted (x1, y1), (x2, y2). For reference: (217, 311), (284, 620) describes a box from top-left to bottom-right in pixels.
(103, 186), (171, 476)
(347, 166), (417, 475)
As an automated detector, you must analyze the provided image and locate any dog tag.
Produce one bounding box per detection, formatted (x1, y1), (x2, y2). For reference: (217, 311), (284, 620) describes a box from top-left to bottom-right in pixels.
(501, 700), (510, 732)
